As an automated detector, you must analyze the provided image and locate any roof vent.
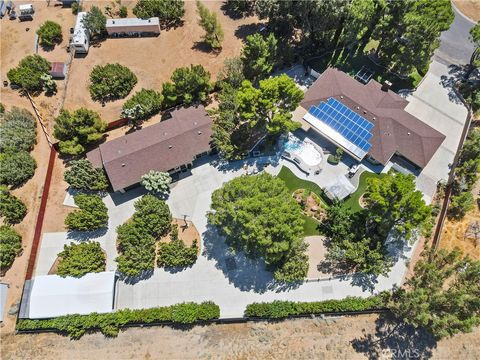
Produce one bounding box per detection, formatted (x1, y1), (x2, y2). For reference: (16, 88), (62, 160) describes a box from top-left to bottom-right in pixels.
(407, 132), (411, 136)
(198, 130), (202, 135)
(121, 163), (126, 167)
(372, 117), (376, 120)
(340, 96), (344, 99)
(382, 80), (392, 92)
(363, 111), (367, 115)
(169, 145), (173, 149)
(356, 106), (360, 110)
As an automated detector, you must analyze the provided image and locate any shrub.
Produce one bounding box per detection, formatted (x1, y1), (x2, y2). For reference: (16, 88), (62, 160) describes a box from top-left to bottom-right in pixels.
(448, 192), (475, 219)
(17, 301), (220, 339)
(65, 194), (109, 231)
(133, 0), (185, 28)
(41, 73), (57, 94)
(64, 159), (109, 191)
(157, 225), (198, 268)
(0, 107), (37, 152)
(0, 151), (36, 187)
(115, 195), (172, 276)
(57, 241), (106, 277)
(82, 6), (106, 37)
(54, 108), (106, 156)
(0, 225), (22, 271)
(140, 171), (171, 195)
(71, 1), (80, 14)
(119, 5), (128, 18)
(37, 21), (63, 47)
(7, 55), (51, 92)
(122, 89), (163, 122)
(0, 187), (27, 224)
(196, 1), (224, 50)
(89, 63), (137, 102)
(244, 296), (386, 318)
(162, 64), (212, 107)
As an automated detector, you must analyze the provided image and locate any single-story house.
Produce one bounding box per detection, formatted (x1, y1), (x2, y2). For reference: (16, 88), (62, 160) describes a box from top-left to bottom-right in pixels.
(300, 68), (445, 169)
(19, 271), (116, 319)
(87, 105), (213, 192)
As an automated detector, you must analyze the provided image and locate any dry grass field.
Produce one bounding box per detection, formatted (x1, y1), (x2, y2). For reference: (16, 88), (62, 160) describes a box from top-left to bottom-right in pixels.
(452, 0), (480, 22)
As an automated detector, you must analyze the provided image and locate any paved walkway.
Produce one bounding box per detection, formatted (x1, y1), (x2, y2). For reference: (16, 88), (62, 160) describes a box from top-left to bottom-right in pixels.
(116, 158), (416, 318)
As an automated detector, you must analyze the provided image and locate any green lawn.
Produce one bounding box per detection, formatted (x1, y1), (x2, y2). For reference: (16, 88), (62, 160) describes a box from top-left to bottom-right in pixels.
(307, 44), (423, 92)
(342, 171), (387, 213)
(302, 214), (321, 236)
(277, 166), (330, 206)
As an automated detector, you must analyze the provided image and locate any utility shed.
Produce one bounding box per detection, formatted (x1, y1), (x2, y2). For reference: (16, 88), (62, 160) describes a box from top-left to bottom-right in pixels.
(19, 272), (116, 319)
(50, 62), (66, 78)
(106, 17), (160, 36)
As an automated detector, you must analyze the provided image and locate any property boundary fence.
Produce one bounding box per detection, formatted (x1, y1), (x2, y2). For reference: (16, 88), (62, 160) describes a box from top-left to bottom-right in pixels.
(24, 144), (57, 280)
(430, 85), (473, 250)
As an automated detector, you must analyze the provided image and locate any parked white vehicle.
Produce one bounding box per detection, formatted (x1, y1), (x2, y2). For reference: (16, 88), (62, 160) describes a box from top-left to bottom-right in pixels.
(18, 3), (34, 21)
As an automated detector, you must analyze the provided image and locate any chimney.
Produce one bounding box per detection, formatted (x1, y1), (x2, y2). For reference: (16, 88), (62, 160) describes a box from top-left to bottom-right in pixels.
(382, 80), (392, 92)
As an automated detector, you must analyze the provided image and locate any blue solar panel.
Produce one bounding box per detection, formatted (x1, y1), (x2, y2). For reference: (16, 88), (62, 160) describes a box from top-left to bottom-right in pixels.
(307, 98), (374, 152)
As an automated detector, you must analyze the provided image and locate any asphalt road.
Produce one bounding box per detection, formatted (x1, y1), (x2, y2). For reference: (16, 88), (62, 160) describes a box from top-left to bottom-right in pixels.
(435, 5), (476, 66)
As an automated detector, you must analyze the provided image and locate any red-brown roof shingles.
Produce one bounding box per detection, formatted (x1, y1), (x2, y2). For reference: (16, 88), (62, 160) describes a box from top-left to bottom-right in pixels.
(300, 68), (445, 167)
(87, 105), (213, 191)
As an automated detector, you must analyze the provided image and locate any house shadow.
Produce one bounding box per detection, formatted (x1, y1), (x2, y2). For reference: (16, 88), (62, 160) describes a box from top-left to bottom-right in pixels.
(109, 186), (147, 207)
(202, 224), (299, 293)
(350, 312), (437, 360)
(210, 155), (281, 175)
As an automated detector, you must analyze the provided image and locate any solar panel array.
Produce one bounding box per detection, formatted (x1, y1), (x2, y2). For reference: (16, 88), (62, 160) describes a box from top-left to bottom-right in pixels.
(308, 98), (374, 152)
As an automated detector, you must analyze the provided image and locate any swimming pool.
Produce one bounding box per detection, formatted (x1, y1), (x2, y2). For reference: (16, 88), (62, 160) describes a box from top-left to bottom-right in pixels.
(282, 135), (323, 172)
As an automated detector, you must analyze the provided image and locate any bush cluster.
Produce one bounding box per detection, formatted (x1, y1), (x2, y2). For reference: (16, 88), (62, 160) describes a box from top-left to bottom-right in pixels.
(116, 195), (172, 277)
(133, 0), (185, 29)
(244, 296), (386, 318)
(65, 194), (108, 231)
(17, 301), (220, 339)
(0, 151), (36, 187)
(64, 159), (109, 192)
(122, 88), (163, 122)
(0, 107), (37, 152)
(0, 225), (22, 271)
(57, 241), (106, 278)
(157, 225), (198, 268)
(7, 55), (51, 92)
(0, 187), (27, 224)
(89, 63), (137, 102)
(37, 21), (63, 47)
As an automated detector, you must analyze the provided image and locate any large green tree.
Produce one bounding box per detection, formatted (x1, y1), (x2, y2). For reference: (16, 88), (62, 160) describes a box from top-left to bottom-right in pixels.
(37, 20), (63, 47)
(209, 173), (308, 282)
(89, 63), (138, 102)
(7, 55), (51, 93)
(363, 172), (432, 242)
(54, 108), (106, 156)
(57, 241), (106, 277)
(161, 65), (213, 107)
(65, 194), (109, 231)
(64, 159), (109, 192)
(0, 107), (37, 153)
(82, 6), (106, 37)
(122, 88), (163, 125)
(133, 0), (185, 28)
(196, 1), (224, 50)
(241, 33), (277, 82)
(390, 247), (480, 339)
(131, 195), (172, 238)
(0, 225), (22, 271)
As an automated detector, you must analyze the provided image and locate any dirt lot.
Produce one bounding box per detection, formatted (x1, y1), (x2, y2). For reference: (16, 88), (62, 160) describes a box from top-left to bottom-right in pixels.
(439, 179), (480, 260)
(2, 314), (479, 360)
(452, 0), (480, 22)
(63, 1), (262, 122)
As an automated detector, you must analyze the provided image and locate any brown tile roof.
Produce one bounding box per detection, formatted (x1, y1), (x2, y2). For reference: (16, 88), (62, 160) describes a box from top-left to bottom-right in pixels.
(87, 105), (213, 191)
(301, 68), (445, 167)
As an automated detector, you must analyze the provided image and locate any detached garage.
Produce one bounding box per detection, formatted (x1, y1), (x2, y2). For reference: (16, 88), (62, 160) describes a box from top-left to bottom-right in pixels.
(19, 271), (116, 319)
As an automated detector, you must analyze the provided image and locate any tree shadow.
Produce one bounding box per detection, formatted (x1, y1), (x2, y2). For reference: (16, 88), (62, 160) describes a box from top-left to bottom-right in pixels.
(119, 269), (154, 285)
(201, 224), (300, 293)
(66, 227), (108, 241)
(220, 2), (254, 20)
(351, 312), (437, 360)
(234, 23), (265, 41)
(191, 41), (220, 55)
(439, 64), (468, 105)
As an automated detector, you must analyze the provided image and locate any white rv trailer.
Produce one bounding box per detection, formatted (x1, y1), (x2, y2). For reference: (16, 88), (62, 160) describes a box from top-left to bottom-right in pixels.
(71, 12), (89, 54)
(18, 3), (34, 21)
(106, 17), (160, 36)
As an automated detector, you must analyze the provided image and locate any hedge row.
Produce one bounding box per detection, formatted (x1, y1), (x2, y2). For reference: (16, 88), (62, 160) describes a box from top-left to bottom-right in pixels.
(17, 301), (220, 339)
(244, 296), (386, 319)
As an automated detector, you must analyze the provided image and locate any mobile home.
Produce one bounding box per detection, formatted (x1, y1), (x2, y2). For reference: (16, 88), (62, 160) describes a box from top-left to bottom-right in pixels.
(106, 17), (160, 37)
(71, 12), (89, 54)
